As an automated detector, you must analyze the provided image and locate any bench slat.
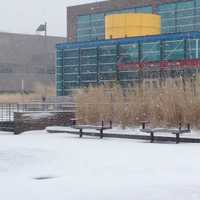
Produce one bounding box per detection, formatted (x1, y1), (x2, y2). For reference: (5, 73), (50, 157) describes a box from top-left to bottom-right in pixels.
(72, 125), (102, 129)
(140, 128), (190, 134)
(72, 125), (111, 130)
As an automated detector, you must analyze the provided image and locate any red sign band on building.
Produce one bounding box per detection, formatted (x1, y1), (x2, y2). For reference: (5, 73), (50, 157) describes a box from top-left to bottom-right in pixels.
(117, 59), (200, 71)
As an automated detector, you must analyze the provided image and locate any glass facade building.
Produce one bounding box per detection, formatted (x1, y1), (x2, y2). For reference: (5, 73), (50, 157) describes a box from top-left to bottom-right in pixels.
(58, 0), (200, 96)
(56, 32), (200, 96)
(76, 0), (200, 42)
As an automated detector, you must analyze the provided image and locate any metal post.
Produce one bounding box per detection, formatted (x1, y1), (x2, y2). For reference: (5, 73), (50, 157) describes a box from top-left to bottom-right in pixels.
(21, 79), (24, 104)
(150, 132), (154, 143)
(79, 128), (83, 138)
(109, 120), (112, 129)
(138, 42), (143, 90)
(179, 122), (182, 131)
(196, 39), (199, 59)
(60, 49), (64, 96)
(78, 48), (81, 88)
(160, 41), (164, 86)
(184, 39), (187, 60)
(142, 122), (146, 129)
(116, 44), (120, 82)
(100, 128), (104, 139)
(194, 0), (197, 31)
(175, 3), (178, 33)
(187, 123), (191, 131)
(8, 104), (11, 121)
(100, 120), (104, 139)
(101, 120), (104, 128)
(176, 133), (180, 144)
(96, 47), (99, 85)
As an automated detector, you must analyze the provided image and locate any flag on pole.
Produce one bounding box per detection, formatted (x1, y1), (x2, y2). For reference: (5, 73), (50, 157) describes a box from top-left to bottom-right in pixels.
(36, 23), (46, 32)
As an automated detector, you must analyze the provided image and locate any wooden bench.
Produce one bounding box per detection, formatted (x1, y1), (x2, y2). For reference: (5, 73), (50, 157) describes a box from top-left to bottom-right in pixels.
(140, 122), (191, 143)
(71, 120), (112, 139)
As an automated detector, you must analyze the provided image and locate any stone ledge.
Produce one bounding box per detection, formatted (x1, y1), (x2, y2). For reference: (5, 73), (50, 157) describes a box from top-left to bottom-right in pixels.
(14, 111), (75, 134)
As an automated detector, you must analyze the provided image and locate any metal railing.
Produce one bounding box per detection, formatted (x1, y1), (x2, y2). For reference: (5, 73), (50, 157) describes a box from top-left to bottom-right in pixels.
(0, 103), (76, 122)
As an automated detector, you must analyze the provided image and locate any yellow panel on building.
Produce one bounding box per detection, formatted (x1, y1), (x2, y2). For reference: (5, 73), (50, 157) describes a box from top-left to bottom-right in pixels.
(107, 27), (125, 39)
(105, 13), (161, 39)
(112, 14), (126, 27)
(126, 14), (141, 26)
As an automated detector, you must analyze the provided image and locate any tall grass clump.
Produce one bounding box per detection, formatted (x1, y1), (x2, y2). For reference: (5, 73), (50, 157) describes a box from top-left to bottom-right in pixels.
(74, 77), (200, 129)
(0, 83), (56, 103)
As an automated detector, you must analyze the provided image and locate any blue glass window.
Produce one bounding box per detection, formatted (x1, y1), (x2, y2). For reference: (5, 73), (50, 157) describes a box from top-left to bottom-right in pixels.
(176, 1), (195, 32)
(163, 40), (185, 61)
(135, 6), (152, 13)
(142, 42), (160, 62)
(119, 44), (139, 63)
(158, 3), (176, 34)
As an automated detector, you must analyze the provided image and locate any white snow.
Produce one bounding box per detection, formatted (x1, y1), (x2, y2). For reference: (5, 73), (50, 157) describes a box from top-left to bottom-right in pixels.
(0, 130), (200, 200)
(22, 112), (55, 120)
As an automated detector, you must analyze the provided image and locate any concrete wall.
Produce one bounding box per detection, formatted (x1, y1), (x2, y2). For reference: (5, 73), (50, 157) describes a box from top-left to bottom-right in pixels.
(14, 111), (75, 134)
(0, 32), (65, 92)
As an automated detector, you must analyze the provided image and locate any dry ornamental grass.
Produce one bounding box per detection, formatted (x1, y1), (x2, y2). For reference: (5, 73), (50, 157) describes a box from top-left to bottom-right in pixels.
(74, 77), (200, 129)
(0, 83), (55, 103)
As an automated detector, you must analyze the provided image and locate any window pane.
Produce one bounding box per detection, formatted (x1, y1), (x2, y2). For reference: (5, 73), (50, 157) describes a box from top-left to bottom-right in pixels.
(142, 42), (160, 61)
(80, 48), (97, 56)
(81, 65), (97, 73)
(158, 3), (176, 34)
(64, 74), (79, 81)
(56, 59), (63, 66)
(77, 15), (90, 24)
(99, 73), (116, 81)
(119, 44), (139, 63)
(99, 46), (117, 55)
(64, 49), (79, 58)
(136, 6), (152, 13)
(81, 73), (97, 81)
(64, 58), (79, 66)
(64, 66), (79, 73)
(163, 40), (185, 60)
(176, 1), (195, 32)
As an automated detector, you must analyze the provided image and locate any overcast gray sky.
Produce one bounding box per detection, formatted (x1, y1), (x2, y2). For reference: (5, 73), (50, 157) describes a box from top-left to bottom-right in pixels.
(0, 0), (102, 37)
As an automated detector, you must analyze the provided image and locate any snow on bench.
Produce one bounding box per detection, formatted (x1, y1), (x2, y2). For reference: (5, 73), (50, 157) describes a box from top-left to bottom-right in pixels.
(140, 122), (191, 143)
(71, 120), (112, 139)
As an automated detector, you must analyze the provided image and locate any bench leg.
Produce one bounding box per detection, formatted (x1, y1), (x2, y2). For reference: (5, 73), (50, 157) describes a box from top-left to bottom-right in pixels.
(176, 133), (180, 144)
(142, 122), (146, 129)
(100, 129), (104, 139)
(150, 132), (154, 143)
(79, 129), (83, 138)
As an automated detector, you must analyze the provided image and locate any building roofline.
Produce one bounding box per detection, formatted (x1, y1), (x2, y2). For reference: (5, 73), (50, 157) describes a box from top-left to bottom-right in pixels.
(0, 31), (66, 39)
(66, 0), (190, 41)
(66, 0), (189, 10)
(57, 31), (200, 49)
(66, 0), (107, 9)
(67, 0), (152, 14)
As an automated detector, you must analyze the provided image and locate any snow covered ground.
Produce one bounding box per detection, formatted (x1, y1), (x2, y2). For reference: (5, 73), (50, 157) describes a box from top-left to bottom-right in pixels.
(0, 130), (200, 200)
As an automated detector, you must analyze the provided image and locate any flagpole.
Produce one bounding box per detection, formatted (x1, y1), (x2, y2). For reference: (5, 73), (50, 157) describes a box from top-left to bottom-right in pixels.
(45, 22), (47, 38)
(44, 22), (47, 101)
(36, 22), (48, 102)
